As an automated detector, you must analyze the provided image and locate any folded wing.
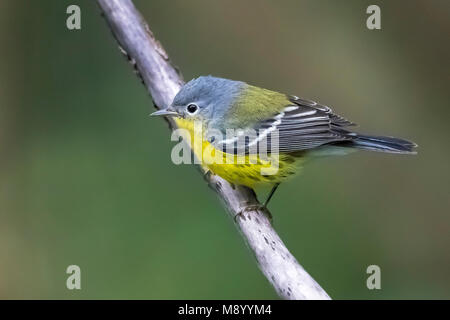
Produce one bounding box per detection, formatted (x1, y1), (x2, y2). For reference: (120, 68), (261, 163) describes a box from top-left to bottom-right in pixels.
(212, 95), (356, 154)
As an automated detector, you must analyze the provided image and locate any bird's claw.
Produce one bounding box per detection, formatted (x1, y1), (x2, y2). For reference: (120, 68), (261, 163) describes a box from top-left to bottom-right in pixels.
(203, 169), (213, 182)
(234, 204), (273, 224)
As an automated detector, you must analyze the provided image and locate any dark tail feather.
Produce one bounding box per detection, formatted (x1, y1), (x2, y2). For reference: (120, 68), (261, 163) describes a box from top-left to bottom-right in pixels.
(341, 134), (417, 154)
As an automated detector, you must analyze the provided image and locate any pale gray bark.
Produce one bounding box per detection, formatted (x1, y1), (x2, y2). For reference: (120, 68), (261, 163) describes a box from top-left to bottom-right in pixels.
(97, 0), (331, 300)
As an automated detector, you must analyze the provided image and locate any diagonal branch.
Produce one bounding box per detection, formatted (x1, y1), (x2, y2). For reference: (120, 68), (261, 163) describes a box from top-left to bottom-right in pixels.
(97, 0), (331, 300)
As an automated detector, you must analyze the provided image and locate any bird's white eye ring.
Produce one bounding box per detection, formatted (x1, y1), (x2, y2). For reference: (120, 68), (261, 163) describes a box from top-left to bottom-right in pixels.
(186, 103), (199, 114)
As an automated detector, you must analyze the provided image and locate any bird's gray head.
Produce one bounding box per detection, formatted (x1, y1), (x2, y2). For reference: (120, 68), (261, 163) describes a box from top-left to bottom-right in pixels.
(151, 76), (246, 124)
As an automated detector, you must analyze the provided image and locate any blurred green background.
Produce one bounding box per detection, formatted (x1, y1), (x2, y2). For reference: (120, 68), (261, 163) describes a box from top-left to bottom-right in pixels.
(0, 0), (449, 299)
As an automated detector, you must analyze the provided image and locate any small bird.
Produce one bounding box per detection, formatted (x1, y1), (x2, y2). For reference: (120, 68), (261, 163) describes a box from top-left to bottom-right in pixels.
(151, 76), (416, 208)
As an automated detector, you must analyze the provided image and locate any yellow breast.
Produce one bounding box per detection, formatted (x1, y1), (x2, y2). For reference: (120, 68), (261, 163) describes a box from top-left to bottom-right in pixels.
(174, 118), (303, 188)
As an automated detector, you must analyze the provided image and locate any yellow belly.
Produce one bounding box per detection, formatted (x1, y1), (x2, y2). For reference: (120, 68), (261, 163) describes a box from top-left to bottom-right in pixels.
(174, 118), (304, 188)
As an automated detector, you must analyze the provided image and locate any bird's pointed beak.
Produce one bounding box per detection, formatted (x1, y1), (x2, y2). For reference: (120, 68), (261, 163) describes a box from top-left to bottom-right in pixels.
(150, 107), (179, 117)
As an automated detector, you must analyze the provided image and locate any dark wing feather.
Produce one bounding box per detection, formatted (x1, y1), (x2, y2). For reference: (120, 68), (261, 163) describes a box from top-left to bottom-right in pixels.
(213, 95), (357, 154)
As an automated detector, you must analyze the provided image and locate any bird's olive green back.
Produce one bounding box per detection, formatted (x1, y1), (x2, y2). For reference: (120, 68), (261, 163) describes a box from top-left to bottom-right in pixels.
(223, 84), (291, 129)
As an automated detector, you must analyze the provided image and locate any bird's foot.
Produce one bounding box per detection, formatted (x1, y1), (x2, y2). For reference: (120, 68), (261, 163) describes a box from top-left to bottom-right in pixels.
(234, 204), (273, 224)
(203, 169), (213, 182)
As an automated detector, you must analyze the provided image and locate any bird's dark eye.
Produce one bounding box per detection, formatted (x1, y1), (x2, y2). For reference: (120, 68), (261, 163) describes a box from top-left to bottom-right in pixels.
(186, 104), (198, 114)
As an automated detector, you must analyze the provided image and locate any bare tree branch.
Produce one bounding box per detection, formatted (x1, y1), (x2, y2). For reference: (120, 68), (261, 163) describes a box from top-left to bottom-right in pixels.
(97, 0), (331, 300)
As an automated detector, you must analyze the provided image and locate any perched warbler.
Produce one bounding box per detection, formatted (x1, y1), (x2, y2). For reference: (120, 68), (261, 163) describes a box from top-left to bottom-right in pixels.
(151, 76), (416, 207)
